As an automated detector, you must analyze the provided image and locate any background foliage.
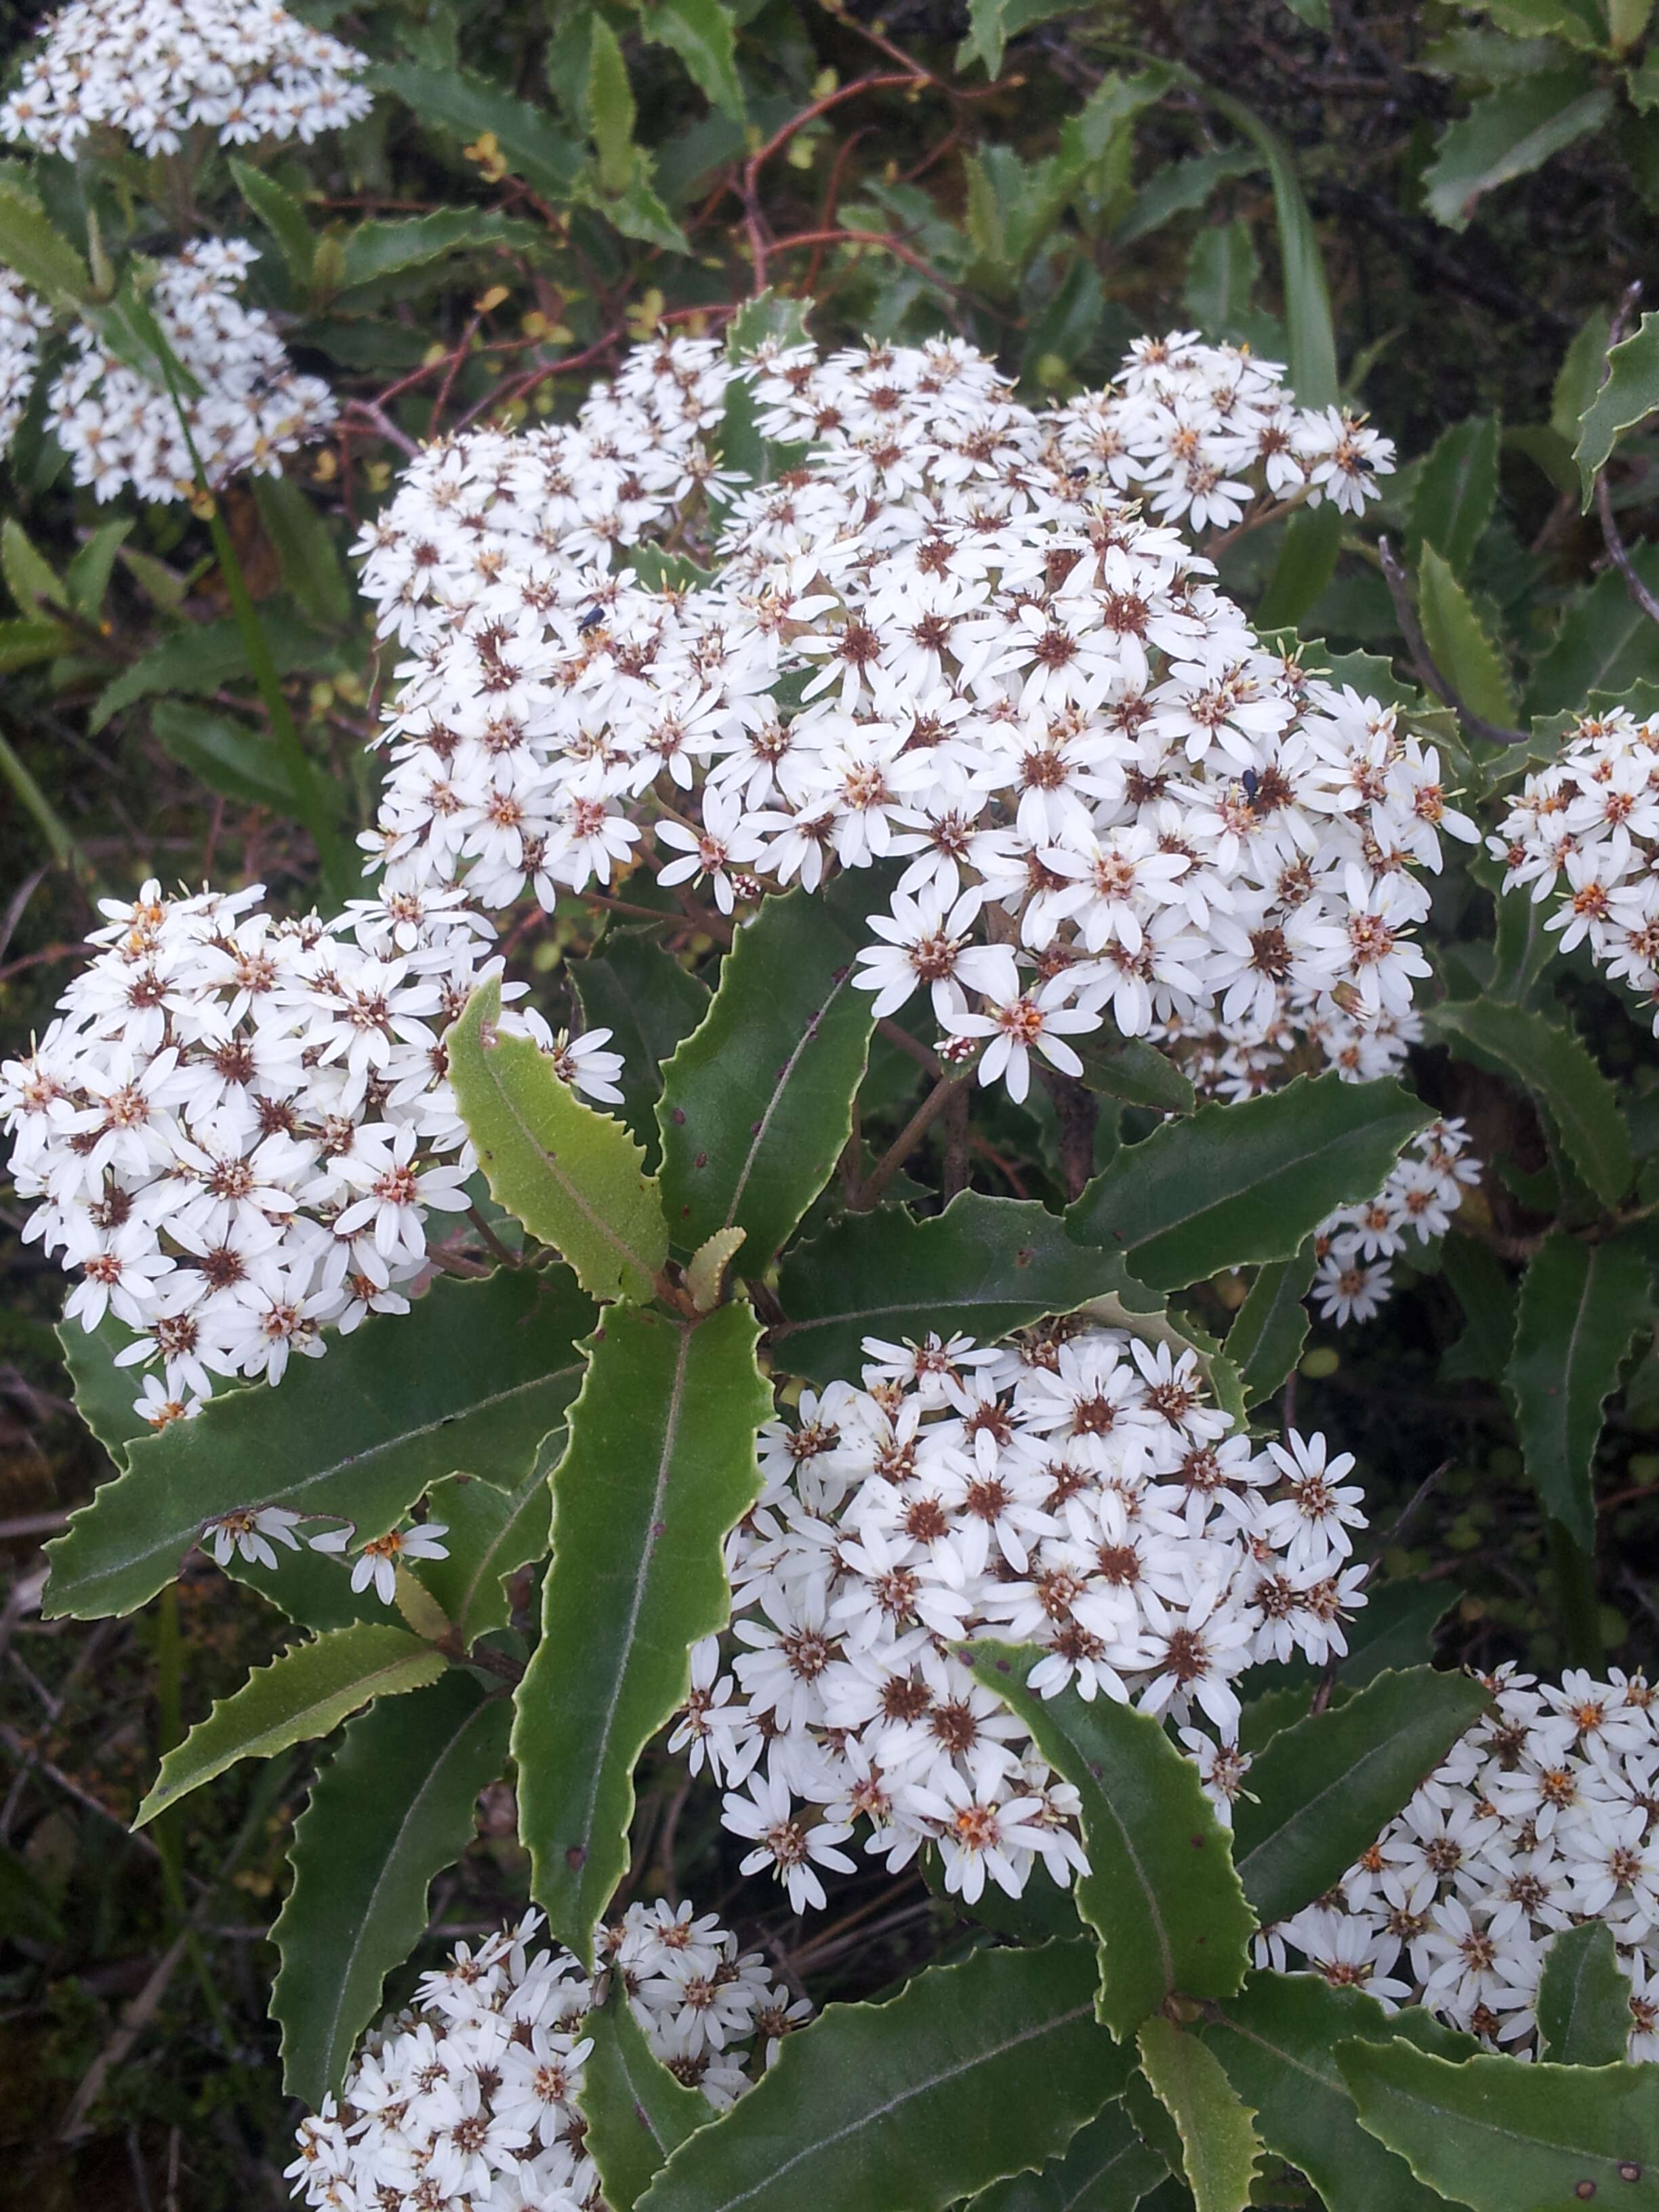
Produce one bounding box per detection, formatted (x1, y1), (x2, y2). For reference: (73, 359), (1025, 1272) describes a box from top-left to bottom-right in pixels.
(5, 0), (1659, 2204)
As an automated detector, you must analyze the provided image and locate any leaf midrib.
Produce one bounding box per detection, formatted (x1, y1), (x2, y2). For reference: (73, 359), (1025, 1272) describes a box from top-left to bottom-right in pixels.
(315, 1697), (501, 2085)
(479, 1035), (661, 1290)
(687, 1999), (1096, 2212)
(722, 961), (857, 1240)
(66, 1359), (583, 1596)
(558, 1319), (693, 1862)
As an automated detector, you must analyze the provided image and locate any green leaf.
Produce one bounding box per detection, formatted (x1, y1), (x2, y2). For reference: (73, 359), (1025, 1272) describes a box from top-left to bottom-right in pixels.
(588, 18), (638, 197)
(1338, 2040), (1659, 2212)
(1439, 1233), (1518, 1385)
(1226, 1241), (1315, 1408)
(1194, 90), (1337, 405)
(514, 1302), (770, 1963)
(657, 878), (886, 1267)
(1229, 1667), (1492, 1928)
(1115, 150), (1262, 247)
(450, 980), (668, 1305)
(64, 518), (132, 622)
(334, 209), (539, 298)
(1576, 309), (1659, 503)
(1537, 1922), (1634, 2065)
(0, 177), (89, 302)
(968, 2100), (1166, 2212)
(1183, 217), (1262, 334)
(1256, 502), (1343, 631)
(58, 1315), (148, 1472)
(271, 1671), (511, 2102)
(45, 1267), (593, 1620)
(0, 616), (70, 670)
(1416, 544), (1516, 724)
(1408, 415), (1500, 577)
(1525, 546), (1659, 715)
(369, 64), (583, 199)
(1431, 998), (1632, 1207)
(230, 159), (314, 289)
(1504, 1229), (1651, 1547)
(640, 0), (745, 120)
(1479, 0), (1612, 48)
(89, 600), (338, 731)
(1135, 2016), (1263, 2212)
(581, 1987), (712, 2212)
(251, 476), (352, 631)
(1423, 70), (1613, 231)
(415, 1450), (555, 1647)
(574, 934), (710, 1170)
(1068, 1076), (1431, 1292)
(2, 517), (66, 613)
(150, 698), (332, 818)
(772, 1191), (1122, 1386)
(1202, 1975), (1475, 2212)
(638, 1942), (1128, 2212)
(1075, 1032), (1195, 1115)
(1552, 308), (1613, 447)
(134, 1623), (446, 1826)
(965, 1644), (1256, 2035)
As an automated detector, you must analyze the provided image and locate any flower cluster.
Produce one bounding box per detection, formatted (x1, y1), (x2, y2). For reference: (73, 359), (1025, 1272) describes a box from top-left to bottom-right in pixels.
(0, 270), (52, 452)
(0, 240), (336, 501)
(671, 1320), (1368, 1910)
(0, 876), (621, 1417)
(1310, 1115), (1480, 1326)
(354, 331), (1454, 1108)
(1492, 707), (1659, 1033)
(288, 1902), (811, 2212)
(1053, 329), (1396, 531)
(0, 0), (370, 155)
(1262, 1666), (1659, 2060)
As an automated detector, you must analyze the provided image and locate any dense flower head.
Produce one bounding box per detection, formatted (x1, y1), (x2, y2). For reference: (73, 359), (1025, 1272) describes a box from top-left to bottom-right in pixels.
(0, 876), (621, 1413)
(0, 0), (371, 155)
(287, 1902), (811, 2212)
(1492, 708), (1659, 1032)
(670, 1317), (1368, 1910)
(1261, 1665), (1659, 2060)
(0, 268), (52, 451)
(0, 239), (336, 499)
(1309, 1115), (1480, 1326)
(354, 328), (1450, 1109)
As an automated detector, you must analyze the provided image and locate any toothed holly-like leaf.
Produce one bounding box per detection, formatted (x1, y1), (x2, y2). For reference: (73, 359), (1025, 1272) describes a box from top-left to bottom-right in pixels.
(449, 981), (668, 1303)
(1201, 1975), (1477, 2212)
(657, 876), (890, 1267)
(1225, 1241), (1315, 1408)
(1134, 2015), (1263, 2212)
(966, 2100), (1166, 2212)
(1431, 998), (1633, 1209)
(581, 1986), (712, 2211)
(514, 1302), (770, 1963)
(1068, 1076), (1431, 1291)
(1537, 1921), (1635, 2066)
(638, 1942), (1129, 2212)
(271, 1671), (511, 2103)
(772, 1191), (1125, 1386)
(135, 1623), (447, 1826)
(1504, 1229), (1652, 1548)
(1229, 1666), (1492, 1929)
(1338, 2040), (1659, 2212)
(965, 1643), (1255, 2036)
(573, 934), (710, 1169)
(46, 1267), (592, 1620)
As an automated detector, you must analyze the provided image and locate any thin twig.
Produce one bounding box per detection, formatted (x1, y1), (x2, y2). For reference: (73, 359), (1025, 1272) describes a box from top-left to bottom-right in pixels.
(1377, 537), (1532, 747)
(850, 1073), (968, 1209)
